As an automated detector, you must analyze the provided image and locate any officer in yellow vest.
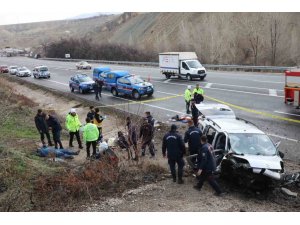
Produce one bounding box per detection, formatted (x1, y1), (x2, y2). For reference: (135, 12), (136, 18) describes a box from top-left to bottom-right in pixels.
(83, 117), (99, 158)
(184, 85), (192, 114)
(193, 84), (204, 104)
(65, 108), (83, 149)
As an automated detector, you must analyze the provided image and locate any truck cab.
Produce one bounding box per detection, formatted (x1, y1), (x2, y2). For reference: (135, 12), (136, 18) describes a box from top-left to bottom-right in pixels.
(93, 67), (111, 81)
(159, 52), (207, 81)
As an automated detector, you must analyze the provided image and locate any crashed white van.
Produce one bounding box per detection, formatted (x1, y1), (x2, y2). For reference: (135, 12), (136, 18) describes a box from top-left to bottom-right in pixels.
(191, 104), (298, 190)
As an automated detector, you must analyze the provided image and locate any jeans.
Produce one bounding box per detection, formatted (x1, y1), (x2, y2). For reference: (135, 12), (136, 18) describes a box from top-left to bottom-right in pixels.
(196, 170), (222, 194)
(69, 130), (82, 147)
(168, 158), (185, 181)
(86, 141), (97, 157)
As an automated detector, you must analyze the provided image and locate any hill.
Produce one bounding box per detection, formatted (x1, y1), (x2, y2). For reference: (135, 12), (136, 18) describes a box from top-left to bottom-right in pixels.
(1, 12), (299, 66)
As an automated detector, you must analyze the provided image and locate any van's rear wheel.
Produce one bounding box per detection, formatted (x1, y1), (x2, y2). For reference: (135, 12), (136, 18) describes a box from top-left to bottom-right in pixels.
(112, 88), (118, 96)
(165, 74), (171, 79)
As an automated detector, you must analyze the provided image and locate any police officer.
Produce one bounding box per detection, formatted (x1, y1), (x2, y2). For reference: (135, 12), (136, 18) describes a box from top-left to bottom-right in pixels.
(162, 124), (186, 184)
(145, 111), (155, 127)
(83, 117), (99, 159)
(184, 85), (192, 114)
(193, 84), (204, 104)
(184, 119), (202, 159)
(194, 135), (224, 196)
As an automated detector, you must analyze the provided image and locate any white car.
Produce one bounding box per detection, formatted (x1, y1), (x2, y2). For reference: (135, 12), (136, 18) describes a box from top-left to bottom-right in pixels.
(16, 67), (31, 77)
(187, 103), (287, 190)
(76, 61), (92, 70)
(9, 66), (18, 75)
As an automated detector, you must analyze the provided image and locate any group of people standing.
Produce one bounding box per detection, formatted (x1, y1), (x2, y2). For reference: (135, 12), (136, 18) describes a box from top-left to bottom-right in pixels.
(184, 84), (204, 126)
(121, 112), (156, 161)
(34, 106), (106, 159)
(162, 119), (224, 196)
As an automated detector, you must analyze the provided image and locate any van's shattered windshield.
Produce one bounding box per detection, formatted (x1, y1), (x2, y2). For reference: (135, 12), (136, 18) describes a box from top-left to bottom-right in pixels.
(229, 133), (277, 156)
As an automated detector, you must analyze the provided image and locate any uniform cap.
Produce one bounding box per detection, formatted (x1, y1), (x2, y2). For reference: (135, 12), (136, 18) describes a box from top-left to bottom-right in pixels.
(70, 108), (76, 113)
(187, 85), (192, 89)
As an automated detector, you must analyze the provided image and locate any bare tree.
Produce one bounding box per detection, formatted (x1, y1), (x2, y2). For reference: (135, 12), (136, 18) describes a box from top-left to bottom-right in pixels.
(249, 35), (259, 65)
(270, 19), (281, 66)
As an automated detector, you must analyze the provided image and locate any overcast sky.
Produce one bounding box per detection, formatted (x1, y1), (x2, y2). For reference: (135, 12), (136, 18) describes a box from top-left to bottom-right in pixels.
(0, 0), (296, 25)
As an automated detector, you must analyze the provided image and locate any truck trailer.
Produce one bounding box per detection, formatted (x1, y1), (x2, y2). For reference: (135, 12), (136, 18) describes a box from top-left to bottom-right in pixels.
(159, 52), (207, 81)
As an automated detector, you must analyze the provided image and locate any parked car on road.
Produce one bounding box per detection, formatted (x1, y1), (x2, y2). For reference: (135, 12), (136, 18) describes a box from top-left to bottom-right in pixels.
(9, 66), (18, 75)
(0, 65), (9, 73)
(33, 66), (50, 79)
(76, 61), (92, 70)
(110, 74), (154, 100)
(16, 67), (31, 77)
(69, 74), (95, 94)
(93, 67), (111, 81)
(100, 70), (129, 90)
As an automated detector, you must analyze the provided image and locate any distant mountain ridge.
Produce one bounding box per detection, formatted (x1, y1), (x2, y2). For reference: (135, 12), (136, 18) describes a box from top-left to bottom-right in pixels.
(0, 12), (299, 66)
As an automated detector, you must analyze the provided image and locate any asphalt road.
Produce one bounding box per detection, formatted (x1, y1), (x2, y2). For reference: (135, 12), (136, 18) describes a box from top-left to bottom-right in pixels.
(1, 57), (300, 161)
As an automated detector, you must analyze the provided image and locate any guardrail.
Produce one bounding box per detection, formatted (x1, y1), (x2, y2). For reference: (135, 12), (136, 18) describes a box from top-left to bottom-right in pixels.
(39, 57), (297, 73)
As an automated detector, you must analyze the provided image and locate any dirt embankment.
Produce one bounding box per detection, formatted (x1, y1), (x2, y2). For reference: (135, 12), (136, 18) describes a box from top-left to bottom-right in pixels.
(1, 75), (300, 212)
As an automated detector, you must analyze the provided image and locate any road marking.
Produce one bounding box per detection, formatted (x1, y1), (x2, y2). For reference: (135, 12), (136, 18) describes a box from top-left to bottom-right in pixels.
(205, 83), (212, 88)
(274, 111), (300, 117)
(205, 95), (300, 124)
(269, 89), (278, 96)
(142, 103), (184, 114)
(163, 79), (170, 83)
(267, 133), (299, 143)
(156, 90), (180, 96)
(153, 80), (284, 97)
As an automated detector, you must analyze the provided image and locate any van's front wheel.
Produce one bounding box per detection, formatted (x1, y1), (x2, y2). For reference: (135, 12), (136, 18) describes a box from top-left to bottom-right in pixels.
(187, 74), (193, 81)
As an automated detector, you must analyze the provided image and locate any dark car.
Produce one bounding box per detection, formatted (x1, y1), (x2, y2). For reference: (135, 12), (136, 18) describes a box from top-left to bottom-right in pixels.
(0, 65), (9, 73)
(69, 74), (95, 94)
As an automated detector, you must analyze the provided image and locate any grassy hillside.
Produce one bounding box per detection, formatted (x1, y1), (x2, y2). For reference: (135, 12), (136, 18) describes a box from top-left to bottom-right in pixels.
(1, 12), (299, 66)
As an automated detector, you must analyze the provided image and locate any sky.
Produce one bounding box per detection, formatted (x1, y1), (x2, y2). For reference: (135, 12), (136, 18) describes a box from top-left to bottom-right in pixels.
(0, 0), (297, 25)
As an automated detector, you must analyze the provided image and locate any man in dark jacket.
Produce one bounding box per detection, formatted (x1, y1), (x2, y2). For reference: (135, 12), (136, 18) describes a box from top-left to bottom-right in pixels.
(34, 109), (53, 147)
(93, 107), (105, 142)
(94, 79), (103, 101)
(162, 124), (186, 184)
(140, 118), (155, 158)
(184, 119), (202, 166)
(194, 135), (224, 196)
(87, 106), (95, 121)
(145, 111), (155, 127)
(46, 114), (63, 149)
(191, 99), (199, 127)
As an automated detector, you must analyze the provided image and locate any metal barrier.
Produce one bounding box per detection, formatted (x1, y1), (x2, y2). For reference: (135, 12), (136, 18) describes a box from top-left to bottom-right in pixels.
(39, 57), (297, 72)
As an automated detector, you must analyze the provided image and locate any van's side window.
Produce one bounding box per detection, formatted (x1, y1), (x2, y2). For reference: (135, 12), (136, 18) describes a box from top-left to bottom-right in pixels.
(206, 126), (217, 145)
(182, 62), (189, 70)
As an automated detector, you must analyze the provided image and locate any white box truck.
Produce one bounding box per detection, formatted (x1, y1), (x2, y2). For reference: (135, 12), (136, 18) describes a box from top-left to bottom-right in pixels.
(159, 52), (207, 81)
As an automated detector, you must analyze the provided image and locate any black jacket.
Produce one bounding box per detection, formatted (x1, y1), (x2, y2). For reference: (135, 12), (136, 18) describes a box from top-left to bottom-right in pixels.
(162, 131), (186, 160)
(184, 126), (202, 154)
(139, 123), (153, 143)
(34, 114), (49, 133)
(47, 115), (62, 132)
(146, 115), (155, 127)
(87, 111), (95, 121)
(197, 143), (216, 171)
(191, 104), (199, 118)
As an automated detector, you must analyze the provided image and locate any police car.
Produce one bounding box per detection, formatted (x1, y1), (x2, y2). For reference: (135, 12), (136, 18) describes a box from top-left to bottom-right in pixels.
(191, 103), (286, 189)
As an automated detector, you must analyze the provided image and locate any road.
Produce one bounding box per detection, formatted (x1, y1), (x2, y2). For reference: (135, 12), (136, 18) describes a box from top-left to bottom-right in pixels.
(1, 57), (300, 161)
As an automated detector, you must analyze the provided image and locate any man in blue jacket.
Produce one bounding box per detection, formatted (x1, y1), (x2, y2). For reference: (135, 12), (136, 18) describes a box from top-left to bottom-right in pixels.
(194, 135), (224, 196)
(162, 124), (186, 184)
(46, 114), (63, 149)
(184, 119), (202, 156)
